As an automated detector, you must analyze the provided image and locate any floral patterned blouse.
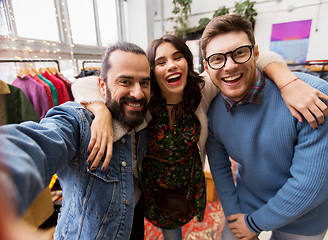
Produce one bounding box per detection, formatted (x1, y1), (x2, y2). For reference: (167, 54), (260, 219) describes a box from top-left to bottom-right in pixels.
(142, 98), (206, 229)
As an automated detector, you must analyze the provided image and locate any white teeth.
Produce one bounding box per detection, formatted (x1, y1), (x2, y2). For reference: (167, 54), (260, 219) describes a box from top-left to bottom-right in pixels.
(224, 74), (241, 81)
(167, 74), (181, 80)
(127, 103), (141, 107)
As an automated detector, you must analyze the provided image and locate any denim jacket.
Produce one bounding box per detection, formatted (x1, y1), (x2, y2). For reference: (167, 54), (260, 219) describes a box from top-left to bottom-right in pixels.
(0, 102), (147, 239)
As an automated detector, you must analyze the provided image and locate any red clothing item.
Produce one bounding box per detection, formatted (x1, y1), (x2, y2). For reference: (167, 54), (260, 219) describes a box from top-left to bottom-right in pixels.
(55, 72), (74, 101)
(32, 75), (55, 107)
(42, 71), (70, 105)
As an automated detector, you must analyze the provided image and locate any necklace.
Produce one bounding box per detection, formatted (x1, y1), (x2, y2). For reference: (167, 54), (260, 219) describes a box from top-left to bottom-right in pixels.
(166, 101), (182, 106)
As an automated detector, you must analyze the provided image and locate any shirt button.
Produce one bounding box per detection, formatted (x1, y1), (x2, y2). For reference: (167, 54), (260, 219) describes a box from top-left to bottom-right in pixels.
(121, 138), (126, 144)
(106, 173), (110, 179)
(125, 199), (130, 206)
(121, 161), (127, 167)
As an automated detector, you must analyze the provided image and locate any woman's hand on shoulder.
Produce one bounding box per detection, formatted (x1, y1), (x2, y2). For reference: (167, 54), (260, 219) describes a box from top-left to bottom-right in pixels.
(280, 78), (328, 129)
(84, 102), (113, 171)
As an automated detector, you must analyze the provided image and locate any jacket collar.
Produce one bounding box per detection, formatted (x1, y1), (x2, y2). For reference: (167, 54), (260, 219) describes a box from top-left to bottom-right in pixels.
(113, 118), (147, 142)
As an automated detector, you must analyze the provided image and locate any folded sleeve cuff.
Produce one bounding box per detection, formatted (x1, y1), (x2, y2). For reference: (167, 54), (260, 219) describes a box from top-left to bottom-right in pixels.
(71, 76), (105, 104)
(245, 214), (262, 234)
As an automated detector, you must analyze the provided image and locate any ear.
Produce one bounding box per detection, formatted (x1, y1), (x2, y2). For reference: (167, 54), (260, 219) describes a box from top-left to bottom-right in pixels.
(203, 59), (209, 73)
(253, 45), (259, 61)
(98, 77), (106, 97)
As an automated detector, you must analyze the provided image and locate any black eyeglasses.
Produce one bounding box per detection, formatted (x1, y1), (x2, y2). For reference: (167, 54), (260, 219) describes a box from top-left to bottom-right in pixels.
(205, 45), (254, 70)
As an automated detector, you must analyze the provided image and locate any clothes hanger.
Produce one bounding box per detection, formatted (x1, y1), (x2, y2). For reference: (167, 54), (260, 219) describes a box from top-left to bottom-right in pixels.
(38, 68), (47, 74)
(17, 62), (31, 77)
(30, 68), (38, 75)
(17, 68), (30, 78)
(50, 67), (59, 74)
(47, 67), (58, 75)
(25, 68), (35, 76)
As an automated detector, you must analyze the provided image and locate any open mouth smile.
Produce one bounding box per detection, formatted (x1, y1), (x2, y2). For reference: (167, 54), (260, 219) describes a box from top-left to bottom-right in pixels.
(127, 102), (141, 107)
(124, 101), (143, 111)
(166, 73), (182, 86)
(222, 74), (242, 85)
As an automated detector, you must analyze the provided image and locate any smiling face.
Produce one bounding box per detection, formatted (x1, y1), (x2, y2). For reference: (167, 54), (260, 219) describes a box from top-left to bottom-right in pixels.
(99, 50), (151, 128)
(153, 42), (188, 103)
(204, 31), (259, 102)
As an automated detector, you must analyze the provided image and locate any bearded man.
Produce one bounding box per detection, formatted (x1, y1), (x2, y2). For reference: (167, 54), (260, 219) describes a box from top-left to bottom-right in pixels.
(0, 42), (151, 240)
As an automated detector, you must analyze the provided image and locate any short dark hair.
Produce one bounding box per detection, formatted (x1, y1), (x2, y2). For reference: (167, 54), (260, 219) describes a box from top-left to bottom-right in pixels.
(100, 42), (147, 83)
(146, 35), (204, 116)
(201, 14), (255, 58)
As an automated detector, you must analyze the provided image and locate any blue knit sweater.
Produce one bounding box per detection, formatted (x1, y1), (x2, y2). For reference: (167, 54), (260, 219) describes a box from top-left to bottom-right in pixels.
(206, 72), (328, 235)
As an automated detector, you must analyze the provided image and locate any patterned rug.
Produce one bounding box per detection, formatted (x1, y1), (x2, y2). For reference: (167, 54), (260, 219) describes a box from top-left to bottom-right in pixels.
(144, 199), (225, 240)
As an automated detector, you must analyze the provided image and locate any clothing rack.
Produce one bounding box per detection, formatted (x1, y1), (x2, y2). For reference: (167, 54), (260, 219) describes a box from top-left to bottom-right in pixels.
(82, 60), (101, 71)
(288, 62), (328, 78)
(0, 59), (61, 72)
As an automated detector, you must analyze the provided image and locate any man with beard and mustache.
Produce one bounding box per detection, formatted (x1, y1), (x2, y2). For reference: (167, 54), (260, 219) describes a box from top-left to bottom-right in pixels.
(0, 42), (151, 240)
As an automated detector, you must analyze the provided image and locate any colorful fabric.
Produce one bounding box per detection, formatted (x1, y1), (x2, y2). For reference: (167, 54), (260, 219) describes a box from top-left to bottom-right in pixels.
(12, 75), (51, 118)
(223, 70), (265, 112)
(143, 98), (206, 229)
(32, 75), (55, 107)
(42, 71), (70, 105)
(144, 199), (224, 240)
(37, 74), (58, 106)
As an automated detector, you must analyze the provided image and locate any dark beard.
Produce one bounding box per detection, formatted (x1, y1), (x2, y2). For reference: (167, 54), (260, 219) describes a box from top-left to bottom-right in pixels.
(105, 96), (148, 129)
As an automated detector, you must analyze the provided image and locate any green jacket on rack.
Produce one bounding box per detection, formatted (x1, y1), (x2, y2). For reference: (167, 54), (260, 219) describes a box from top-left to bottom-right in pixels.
(0, 79), (40, 125)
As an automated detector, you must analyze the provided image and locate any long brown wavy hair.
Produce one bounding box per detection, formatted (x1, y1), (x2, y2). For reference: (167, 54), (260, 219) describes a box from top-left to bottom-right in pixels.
(146, 35), (205, 119)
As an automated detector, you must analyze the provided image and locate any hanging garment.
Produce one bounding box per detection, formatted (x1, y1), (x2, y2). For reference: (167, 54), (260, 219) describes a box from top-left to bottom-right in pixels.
(55, 72), (74, 101)
(0, 80), (39, 125)
(76, 68), (99, 78)
(12, 75), (51, 119)
(42, 71), (70, 105)
(32, 74), (55, 108)
(37, 74), (58, 106)
(0, 80), (10, 125)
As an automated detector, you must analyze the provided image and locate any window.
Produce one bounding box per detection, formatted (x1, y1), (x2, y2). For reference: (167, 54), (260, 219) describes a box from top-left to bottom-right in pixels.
(97, 0), (119, 46)
(11, 0), (59, 41)
(67, 0), (97, 46)
(0, 1), (10, 36)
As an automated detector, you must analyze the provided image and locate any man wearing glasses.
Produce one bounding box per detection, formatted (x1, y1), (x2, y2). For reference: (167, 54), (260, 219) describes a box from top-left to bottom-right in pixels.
(202, 14), (328, 240)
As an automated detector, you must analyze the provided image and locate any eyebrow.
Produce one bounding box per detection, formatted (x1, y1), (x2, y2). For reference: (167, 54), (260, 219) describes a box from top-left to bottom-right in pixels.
(117, 75), (151, 81)
(117, 75), (133, 79)
(155, 50), (182, 62)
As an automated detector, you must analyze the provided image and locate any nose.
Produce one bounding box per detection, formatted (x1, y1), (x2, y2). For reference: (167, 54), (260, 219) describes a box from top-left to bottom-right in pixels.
(167, 60), (178, 71)
(130, 83), (144, 100)
(224, 55), (238, 70)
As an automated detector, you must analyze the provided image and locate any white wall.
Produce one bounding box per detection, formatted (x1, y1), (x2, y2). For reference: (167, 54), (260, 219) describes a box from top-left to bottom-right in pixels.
(139, 0), (328, 61)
